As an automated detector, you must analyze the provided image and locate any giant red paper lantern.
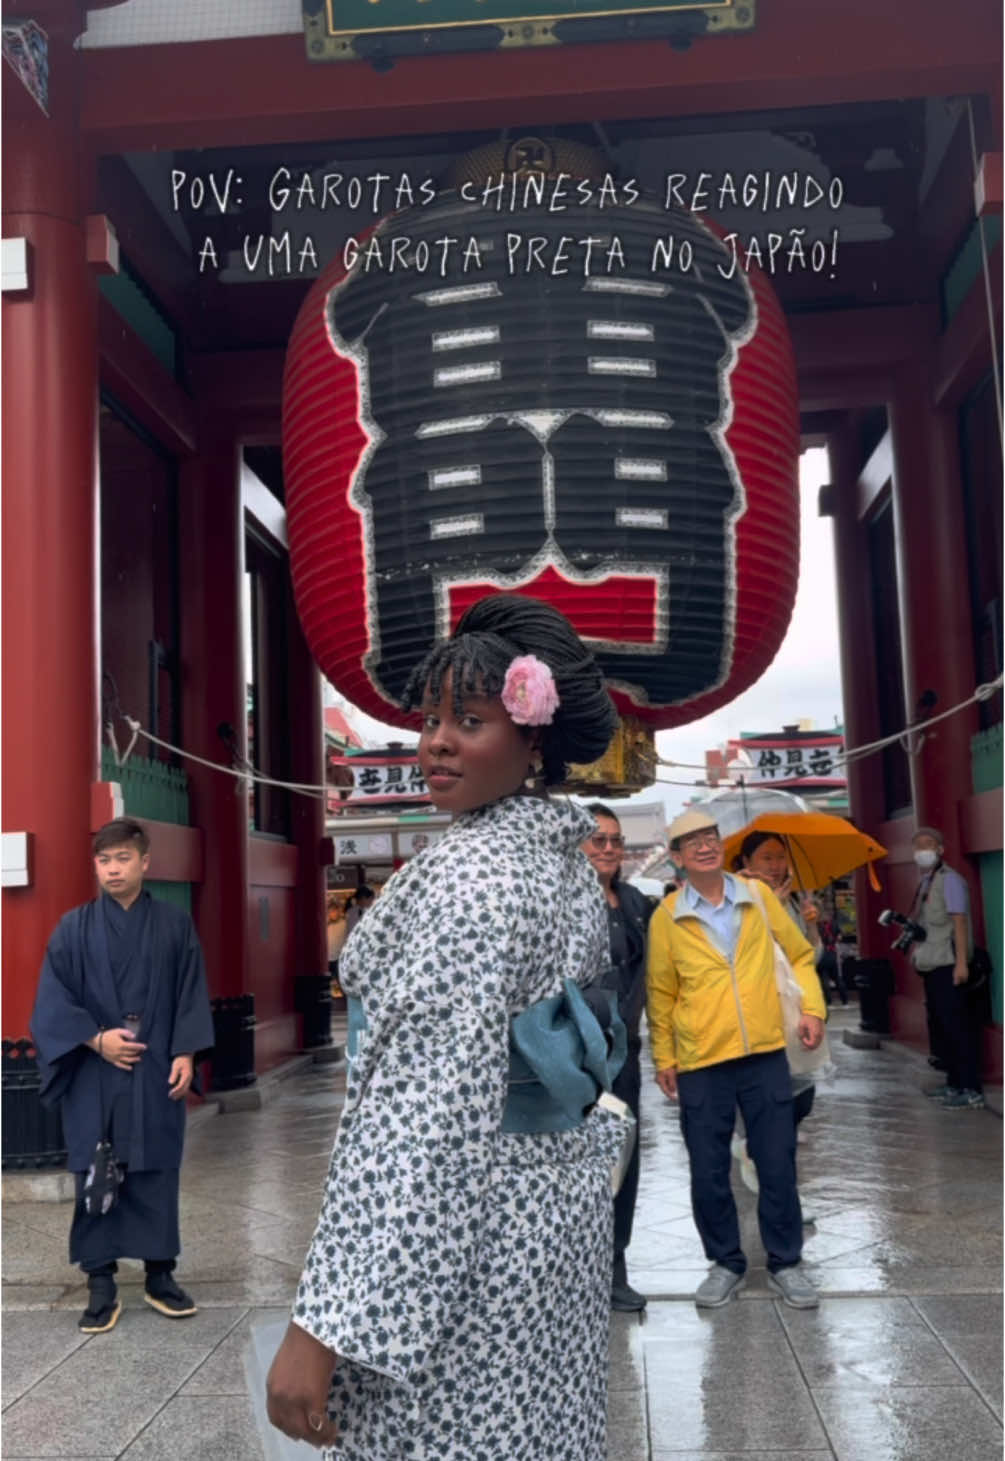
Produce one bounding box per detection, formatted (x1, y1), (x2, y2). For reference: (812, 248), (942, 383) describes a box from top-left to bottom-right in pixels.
(283, 146), (799, 736)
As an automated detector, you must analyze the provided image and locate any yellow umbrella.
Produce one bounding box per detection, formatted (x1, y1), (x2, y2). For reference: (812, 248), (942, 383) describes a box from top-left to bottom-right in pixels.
(721, 813), (887, 892)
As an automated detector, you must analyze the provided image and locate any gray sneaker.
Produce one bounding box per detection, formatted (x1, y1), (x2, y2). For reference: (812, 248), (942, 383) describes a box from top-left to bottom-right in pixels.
(926, 1084), (956, 1100)
(694, 1264), (746, 1308)
(768, 1266), (819, 1308)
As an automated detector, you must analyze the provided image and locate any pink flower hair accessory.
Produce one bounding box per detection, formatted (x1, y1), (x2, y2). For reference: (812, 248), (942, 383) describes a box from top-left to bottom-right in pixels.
(501, 655), (561, 726)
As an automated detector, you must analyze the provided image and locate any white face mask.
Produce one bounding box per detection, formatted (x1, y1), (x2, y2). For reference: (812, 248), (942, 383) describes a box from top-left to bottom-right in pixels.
(913, 849), (939, 870)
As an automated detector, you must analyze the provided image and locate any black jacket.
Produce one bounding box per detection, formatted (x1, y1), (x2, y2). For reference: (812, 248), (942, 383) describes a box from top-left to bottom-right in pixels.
(599, 880), (654, 1043)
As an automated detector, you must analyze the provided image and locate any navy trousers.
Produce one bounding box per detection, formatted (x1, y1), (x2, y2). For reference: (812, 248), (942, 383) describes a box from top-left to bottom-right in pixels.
(922, 965), (982, 1092)
(678, 1049), (802, 1275)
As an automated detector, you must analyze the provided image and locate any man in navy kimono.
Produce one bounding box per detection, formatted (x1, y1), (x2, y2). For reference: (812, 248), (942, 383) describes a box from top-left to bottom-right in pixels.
(31, 818), (214, 1333)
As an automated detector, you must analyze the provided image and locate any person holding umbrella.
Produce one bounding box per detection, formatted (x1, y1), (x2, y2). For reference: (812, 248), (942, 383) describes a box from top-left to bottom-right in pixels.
(734, 831), (822, 943)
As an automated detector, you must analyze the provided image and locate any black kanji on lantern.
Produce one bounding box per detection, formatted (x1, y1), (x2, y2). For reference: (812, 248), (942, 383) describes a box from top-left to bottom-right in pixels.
(328, 197), (754, 709)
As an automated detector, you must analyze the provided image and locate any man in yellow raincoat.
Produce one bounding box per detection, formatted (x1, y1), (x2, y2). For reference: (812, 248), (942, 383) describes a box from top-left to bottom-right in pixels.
(646, 808), (826, 1310)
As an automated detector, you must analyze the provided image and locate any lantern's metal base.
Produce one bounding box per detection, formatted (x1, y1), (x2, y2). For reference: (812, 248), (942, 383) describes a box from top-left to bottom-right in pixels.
(565, 718), (656, 797)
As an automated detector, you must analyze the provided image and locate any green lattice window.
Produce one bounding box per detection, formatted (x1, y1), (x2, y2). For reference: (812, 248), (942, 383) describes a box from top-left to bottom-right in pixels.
(100, 749), (190, 824)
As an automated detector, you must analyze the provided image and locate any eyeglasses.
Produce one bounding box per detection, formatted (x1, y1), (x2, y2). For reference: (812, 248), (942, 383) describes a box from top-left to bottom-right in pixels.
(680, 832), (721, 850)
(589, 834), (625, 850)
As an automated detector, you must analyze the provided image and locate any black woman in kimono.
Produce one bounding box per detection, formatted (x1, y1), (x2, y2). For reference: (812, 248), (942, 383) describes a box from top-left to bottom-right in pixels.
(31, 817), (214, 1334)
(267, 594), (634, 1461)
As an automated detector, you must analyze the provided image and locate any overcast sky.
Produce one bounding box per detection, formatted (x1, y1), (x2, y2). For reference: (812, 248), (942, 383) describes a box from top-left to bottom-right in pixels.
(331, 445), (845, 818)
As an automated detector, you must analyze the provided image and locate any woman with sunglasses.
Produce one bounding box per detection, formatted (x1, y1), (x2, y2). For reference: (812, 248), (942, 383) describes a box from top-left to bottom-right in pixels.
(582, 804), (654, 1312)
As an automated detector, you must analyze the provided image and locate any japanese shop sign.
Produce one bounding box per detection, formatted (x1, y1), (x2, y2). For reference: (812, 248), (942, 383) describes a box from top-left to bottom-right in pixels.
(334, 832), (394, 863)
(329, 754), (430, 806)
(732, 735), (845, 788)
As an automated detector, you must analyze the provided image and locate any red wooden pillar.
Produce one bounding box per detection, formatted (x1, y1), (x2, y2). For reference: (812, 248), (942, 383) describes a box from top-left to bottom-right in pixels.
(888, 358), (980, 857)
(177, 432), (250, 1003)
(1, 36), (99, 1037)
(286, 583), (327, 985)
(886, 356), (987, 1053)
(827, 422), (889, 964)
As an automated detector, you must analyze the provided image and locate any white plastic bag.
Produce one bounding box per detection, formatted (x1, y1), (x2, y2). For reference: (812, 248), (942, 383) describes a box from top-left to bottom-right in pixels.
(748, 881), (832, 1078)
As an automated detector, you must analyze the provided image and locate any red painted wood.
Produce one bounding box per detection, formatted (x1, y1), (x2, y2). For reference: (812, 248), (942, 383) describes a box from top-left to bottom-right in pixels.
(178, 432), (249, 1000)
(245, 886), (298, 1069)
(795, 367), (893, 416)
(142, 821), (205, 883)
(91, 783), (122, 827)
(285, 582), (328, 979)
(1, 39), (100, 1039)
(86, 799), (205, 881)
(889, 358), (982, 858)
(790, 307), (928, 376)
(99, 298), (196, 454)
(189, 351), (286, 413)
(828, 424), (890, 967)
(248, 837), (299, 888)
(254, 1013), (301, 1074)
(981, 1027), (1003, 1085)
(958, 788), (1005, 856)
(934, 240), (1003, 409)
(78, 4), (1001, 152)
(84, 214), (118, 274)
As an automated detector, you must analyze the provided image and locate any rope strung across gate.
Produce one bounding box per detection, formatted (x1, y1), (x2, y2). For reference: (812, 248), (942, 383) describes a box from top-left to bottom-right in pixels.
(103, 670), (1002, 803)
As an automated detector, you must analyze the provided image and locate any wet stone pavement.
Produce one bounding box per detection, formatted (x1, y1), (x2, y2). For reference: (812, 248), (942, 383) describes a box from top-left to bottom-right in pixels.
(3, 1005), (1002, 1460)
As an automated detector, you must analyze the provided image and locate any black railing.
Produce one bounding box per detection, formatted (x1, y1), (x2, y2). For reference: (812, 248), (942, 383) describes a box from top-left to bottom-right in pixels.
(294, 974), (333, 1050)
(848, 958), (895, 1036)
(210, 995), (257, 1091)
(2, 1039), (67, 1169)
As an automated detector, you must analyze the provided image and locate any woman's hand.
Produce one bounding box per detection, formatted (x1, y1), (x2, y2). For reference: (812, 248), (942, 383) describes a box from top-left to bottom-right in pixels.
(266, 1321), (339, 1449)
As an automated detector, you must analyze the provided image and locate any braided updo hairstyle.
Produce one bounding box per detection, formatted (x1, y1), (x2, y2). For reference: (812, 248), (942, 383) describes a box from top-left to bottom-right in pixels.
(401, 595), (618, 786)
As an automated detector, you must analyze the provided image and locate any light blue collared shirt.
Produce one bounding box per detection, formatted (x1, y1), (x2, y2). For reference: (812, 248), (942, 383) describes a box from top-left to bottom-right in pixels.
(680, 874), (753, 960)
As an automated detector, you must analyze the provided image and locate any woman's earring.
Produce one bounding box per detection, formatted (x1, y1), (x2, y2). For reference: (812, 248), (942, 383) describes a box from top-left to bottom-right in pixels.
(524, 756), (544, 791)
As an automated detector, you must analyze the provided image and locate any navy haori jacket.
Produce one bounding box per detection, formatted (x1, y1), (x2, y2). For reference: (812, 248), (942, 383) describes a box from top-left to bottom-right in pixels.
(30, 894), (214, 1172)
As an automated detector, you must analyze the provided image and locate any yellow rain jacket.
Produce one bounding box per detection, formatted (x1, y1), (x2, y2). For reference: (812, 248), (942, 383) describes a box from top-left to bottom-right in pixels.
(646, 876), (826, 1073)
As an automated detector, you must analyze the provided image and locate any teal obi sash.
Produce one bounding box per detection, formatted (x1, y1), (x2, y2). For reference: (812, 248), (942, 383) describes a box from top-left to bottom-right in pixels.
(345, 980), (627, 1135)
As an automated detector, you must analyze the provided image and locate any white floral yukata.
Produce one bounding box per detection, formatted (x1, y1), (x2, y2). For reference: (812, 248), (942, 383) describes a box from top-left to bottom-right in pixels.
(293, 793), (628, 1461)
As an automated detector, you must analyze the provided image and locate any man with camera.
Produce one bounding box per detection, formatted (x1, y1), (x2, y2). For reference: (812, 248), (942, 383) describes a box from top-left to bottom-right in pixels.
(902, 827), (983, 1110)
